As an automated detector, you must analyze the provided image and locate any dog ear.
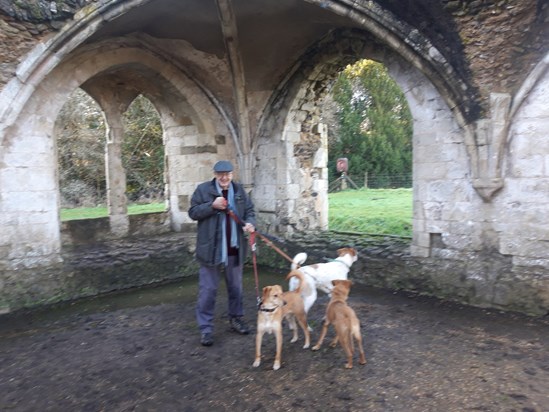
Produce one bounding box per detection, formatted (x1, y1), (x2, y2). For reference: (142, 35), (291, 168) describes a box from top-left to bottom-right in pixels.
(337, 280), (352, 292)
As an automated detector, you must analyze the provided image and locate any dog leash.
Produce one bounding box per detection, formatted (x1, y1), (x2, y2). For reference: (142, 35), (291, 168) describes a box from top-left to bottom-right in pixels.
(226, 207), (296, 306)
(248, 230), (261, 306)
(226, 207), (295, 265)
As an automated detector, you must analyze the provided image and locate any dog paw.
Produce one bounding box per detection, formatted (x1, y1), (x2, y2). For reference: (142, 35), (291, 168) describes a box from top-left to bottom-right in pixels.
(273, 361), (281, 370)
(303, 343), (310, 349)
(253, 359), (261, 367)
(345, 364), (353, 369)
(290, 337), (298, 343)
(311, 345), (320, 351)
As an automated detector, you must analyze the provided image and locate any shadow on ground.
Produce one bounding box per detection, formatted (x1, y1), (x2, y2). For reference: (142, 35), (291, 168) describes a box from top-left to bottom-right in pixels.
(1, 268), (548, 411)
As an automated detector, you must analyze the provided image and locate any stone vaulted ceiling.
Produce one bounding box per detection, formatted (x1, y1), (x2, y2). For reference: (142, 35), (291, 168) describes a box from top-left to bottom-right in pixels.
(2, 0), (547, 123)
(85, 0), (359, 91)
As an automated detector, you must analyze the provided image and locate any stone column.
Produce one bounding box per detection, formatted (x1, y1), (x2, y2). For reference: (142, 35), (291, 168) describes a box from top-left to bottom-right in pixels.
(312, 123), (329, 230)
(103, 110), (129, 237)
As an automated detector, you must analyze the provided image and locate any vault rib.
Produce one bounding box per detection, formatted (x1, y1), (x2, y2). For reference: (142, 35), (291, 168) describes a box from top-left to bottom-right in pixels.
(215, 0), (254, 185)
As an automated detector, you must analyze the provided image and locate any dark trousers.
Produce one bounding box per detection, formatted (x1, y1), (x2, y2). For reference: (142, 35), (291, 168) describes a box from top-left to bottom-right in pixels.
(196, 255), (244, 334)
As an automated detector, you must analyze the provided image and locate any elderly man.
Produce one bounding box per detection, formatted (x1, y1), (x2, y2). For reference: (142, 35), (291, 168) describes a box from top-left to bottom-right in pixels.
(188, 160), (256, 346)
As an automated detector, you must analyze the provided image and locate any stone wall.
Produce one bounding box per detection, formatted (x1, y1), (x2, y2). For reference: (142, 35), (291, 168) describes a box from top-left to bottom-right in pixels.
(261, 231), (549, 316)
(0, 214), (198, 314)
(0, 0), (77, 87)
(3, 217), (546, 316)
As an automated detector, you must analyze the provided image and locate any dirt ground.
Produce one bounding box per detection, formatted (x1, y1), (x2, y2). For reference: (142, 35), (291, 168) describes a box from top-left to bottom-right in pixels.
(1, 271), (548, 412)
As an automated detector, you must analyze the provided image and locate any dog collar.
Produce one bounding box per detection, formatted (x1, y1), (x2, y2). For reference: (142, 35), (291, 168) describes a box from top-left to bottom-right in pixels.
(257, 301), (287, 312)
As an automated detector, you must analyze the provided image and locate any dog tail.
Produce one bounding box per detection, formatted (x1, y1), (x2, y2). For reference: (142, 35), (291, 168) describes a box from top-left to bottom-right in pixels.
(291, 252), (307, 270)
(286, 270), (305, 294)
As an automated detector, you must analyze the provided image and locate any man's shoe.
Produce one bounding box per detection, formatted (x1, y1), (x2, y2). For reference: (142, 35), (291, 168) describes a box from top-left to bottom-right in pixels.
(201, 332), (213, 346)
(229, 317), (250, 335)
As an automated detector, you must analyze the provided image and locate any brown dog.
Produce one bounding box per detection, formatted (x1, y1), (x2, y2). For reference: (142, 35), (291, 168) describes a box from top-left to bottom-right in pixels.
(311, 279), (366, 369)
(253, 270), (311, 370)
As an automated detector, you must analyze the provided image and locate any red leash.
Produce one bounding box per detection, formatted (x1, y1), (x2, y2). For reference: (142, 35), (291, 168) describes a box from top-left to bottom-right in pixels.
(227, 208), (294, 305)
(248, 231), (261, 305)
(227, 209), (293, 264)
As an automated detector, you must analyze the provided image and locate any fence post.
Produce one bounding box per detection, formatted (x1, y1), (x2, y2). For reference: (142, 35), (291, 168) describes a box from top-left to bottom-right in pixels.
(364, 172), (368, 188)
(341, 172), (348, 190)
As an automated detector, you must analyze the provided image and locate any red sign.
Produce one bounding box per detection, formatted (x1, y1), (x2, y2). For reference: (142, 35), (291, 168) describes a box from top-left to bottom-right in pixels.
(336, 158), (348, 173)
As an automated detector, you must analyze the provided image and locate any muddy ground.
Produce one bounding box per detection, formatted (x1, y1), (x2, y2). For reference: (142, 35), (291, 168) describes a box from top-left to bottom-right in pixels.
(1, 271), (548, 412)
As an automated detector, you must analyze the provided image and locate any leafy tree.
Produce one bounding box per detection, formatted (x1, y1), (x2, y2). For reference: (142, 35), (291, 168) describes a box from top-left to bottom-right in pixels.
(328, 60), (412, 185)
(56, 90), (164, 208)
(56, 89), (106, 207)
(122, 95), (164, 202)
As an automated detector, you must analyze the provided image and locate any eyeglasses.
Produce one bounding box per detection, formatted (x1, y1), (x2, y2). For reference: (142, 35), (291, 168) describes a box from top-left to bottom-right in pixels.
(215, 172), (233, 178)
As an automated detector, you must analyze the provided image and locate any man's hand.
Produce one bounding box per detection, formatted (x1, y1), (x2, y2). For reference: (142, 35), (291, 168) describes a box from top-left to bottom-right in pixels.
(243, 223), (255, 233)
(212, 196), (228, 210)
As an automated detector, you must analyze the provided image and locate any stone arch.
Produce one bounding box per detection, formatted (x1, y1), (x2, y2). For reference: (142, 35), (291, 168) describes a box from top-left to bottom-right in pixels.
(304, 0), (481, 125)
(255, 29), (471, 251)
(0, 38), (233, 268)
(497, 51), (549, 266)
(509, 51), (549, 132)
(0, 1), (239, 151)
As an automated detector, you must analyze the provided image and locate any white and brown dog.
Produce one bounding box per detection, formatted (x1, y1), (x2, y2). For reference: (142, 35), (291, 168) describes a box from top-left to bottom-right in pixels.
(253, 270), (311, 370)
(312, 279), (366, 369)
(288, 247), (358, 314)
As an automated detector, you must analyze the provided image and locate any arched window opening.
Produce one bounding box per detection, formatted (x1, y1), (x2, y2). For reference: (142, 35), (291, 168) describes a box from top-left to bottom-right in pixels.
(122, 95), (165, 213)
(56, 88), (107, 216)
(321, 59), (413, 237)
(55, 91), (166, 223)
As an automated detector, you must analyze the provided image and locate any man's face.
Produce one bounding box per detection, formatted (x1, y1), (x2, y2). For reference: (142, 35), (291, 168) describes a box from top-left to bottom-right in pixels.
(215, 172), (233, 190)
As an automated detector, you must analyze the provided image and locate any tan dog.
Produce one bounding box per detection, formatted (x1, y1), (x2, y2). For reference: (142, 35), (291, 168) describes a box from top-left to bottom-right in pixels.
(312, 279), (366, 369)
(253, 270), (311, 370)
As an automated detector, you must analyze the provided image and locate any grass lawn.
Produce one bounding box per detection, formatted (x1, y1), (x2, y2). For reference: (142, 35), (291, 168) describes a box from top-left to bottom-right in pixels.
(328, 188), (412, 237)
(60, 203), (166, 221)
(61, 188), (413, 237)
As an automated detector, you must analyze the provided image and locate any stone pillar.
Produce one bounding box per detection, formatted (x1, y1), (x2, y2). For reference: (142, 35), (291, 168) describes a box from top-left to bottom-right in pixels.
(238, 151), (255, 190)
(103, 110), (129, 237)
(313, 122), (329, 230)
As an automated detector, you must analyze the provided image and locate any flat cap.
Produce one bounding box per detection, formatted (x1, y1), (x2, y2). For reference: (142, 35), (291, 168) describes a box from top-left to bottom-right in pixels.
(213, 160), (234, 173)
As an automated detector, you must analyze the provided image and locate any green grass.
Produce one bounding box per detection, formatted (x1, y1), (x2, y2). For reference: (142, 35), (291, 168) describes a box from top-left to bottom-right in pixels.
(60, 188), (412, 237)
(328, 188), (412, 237)
(60, 203), (166, 221)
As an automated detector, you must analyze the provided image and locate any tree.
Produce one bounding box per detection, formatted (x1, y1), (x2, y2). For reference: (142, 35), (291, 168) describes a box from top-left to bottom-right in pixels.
(56, 89), (106, 207)
(328, 60), (412, 186)
(122, 95), (164, 202)
(56, 90), (164, 208)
